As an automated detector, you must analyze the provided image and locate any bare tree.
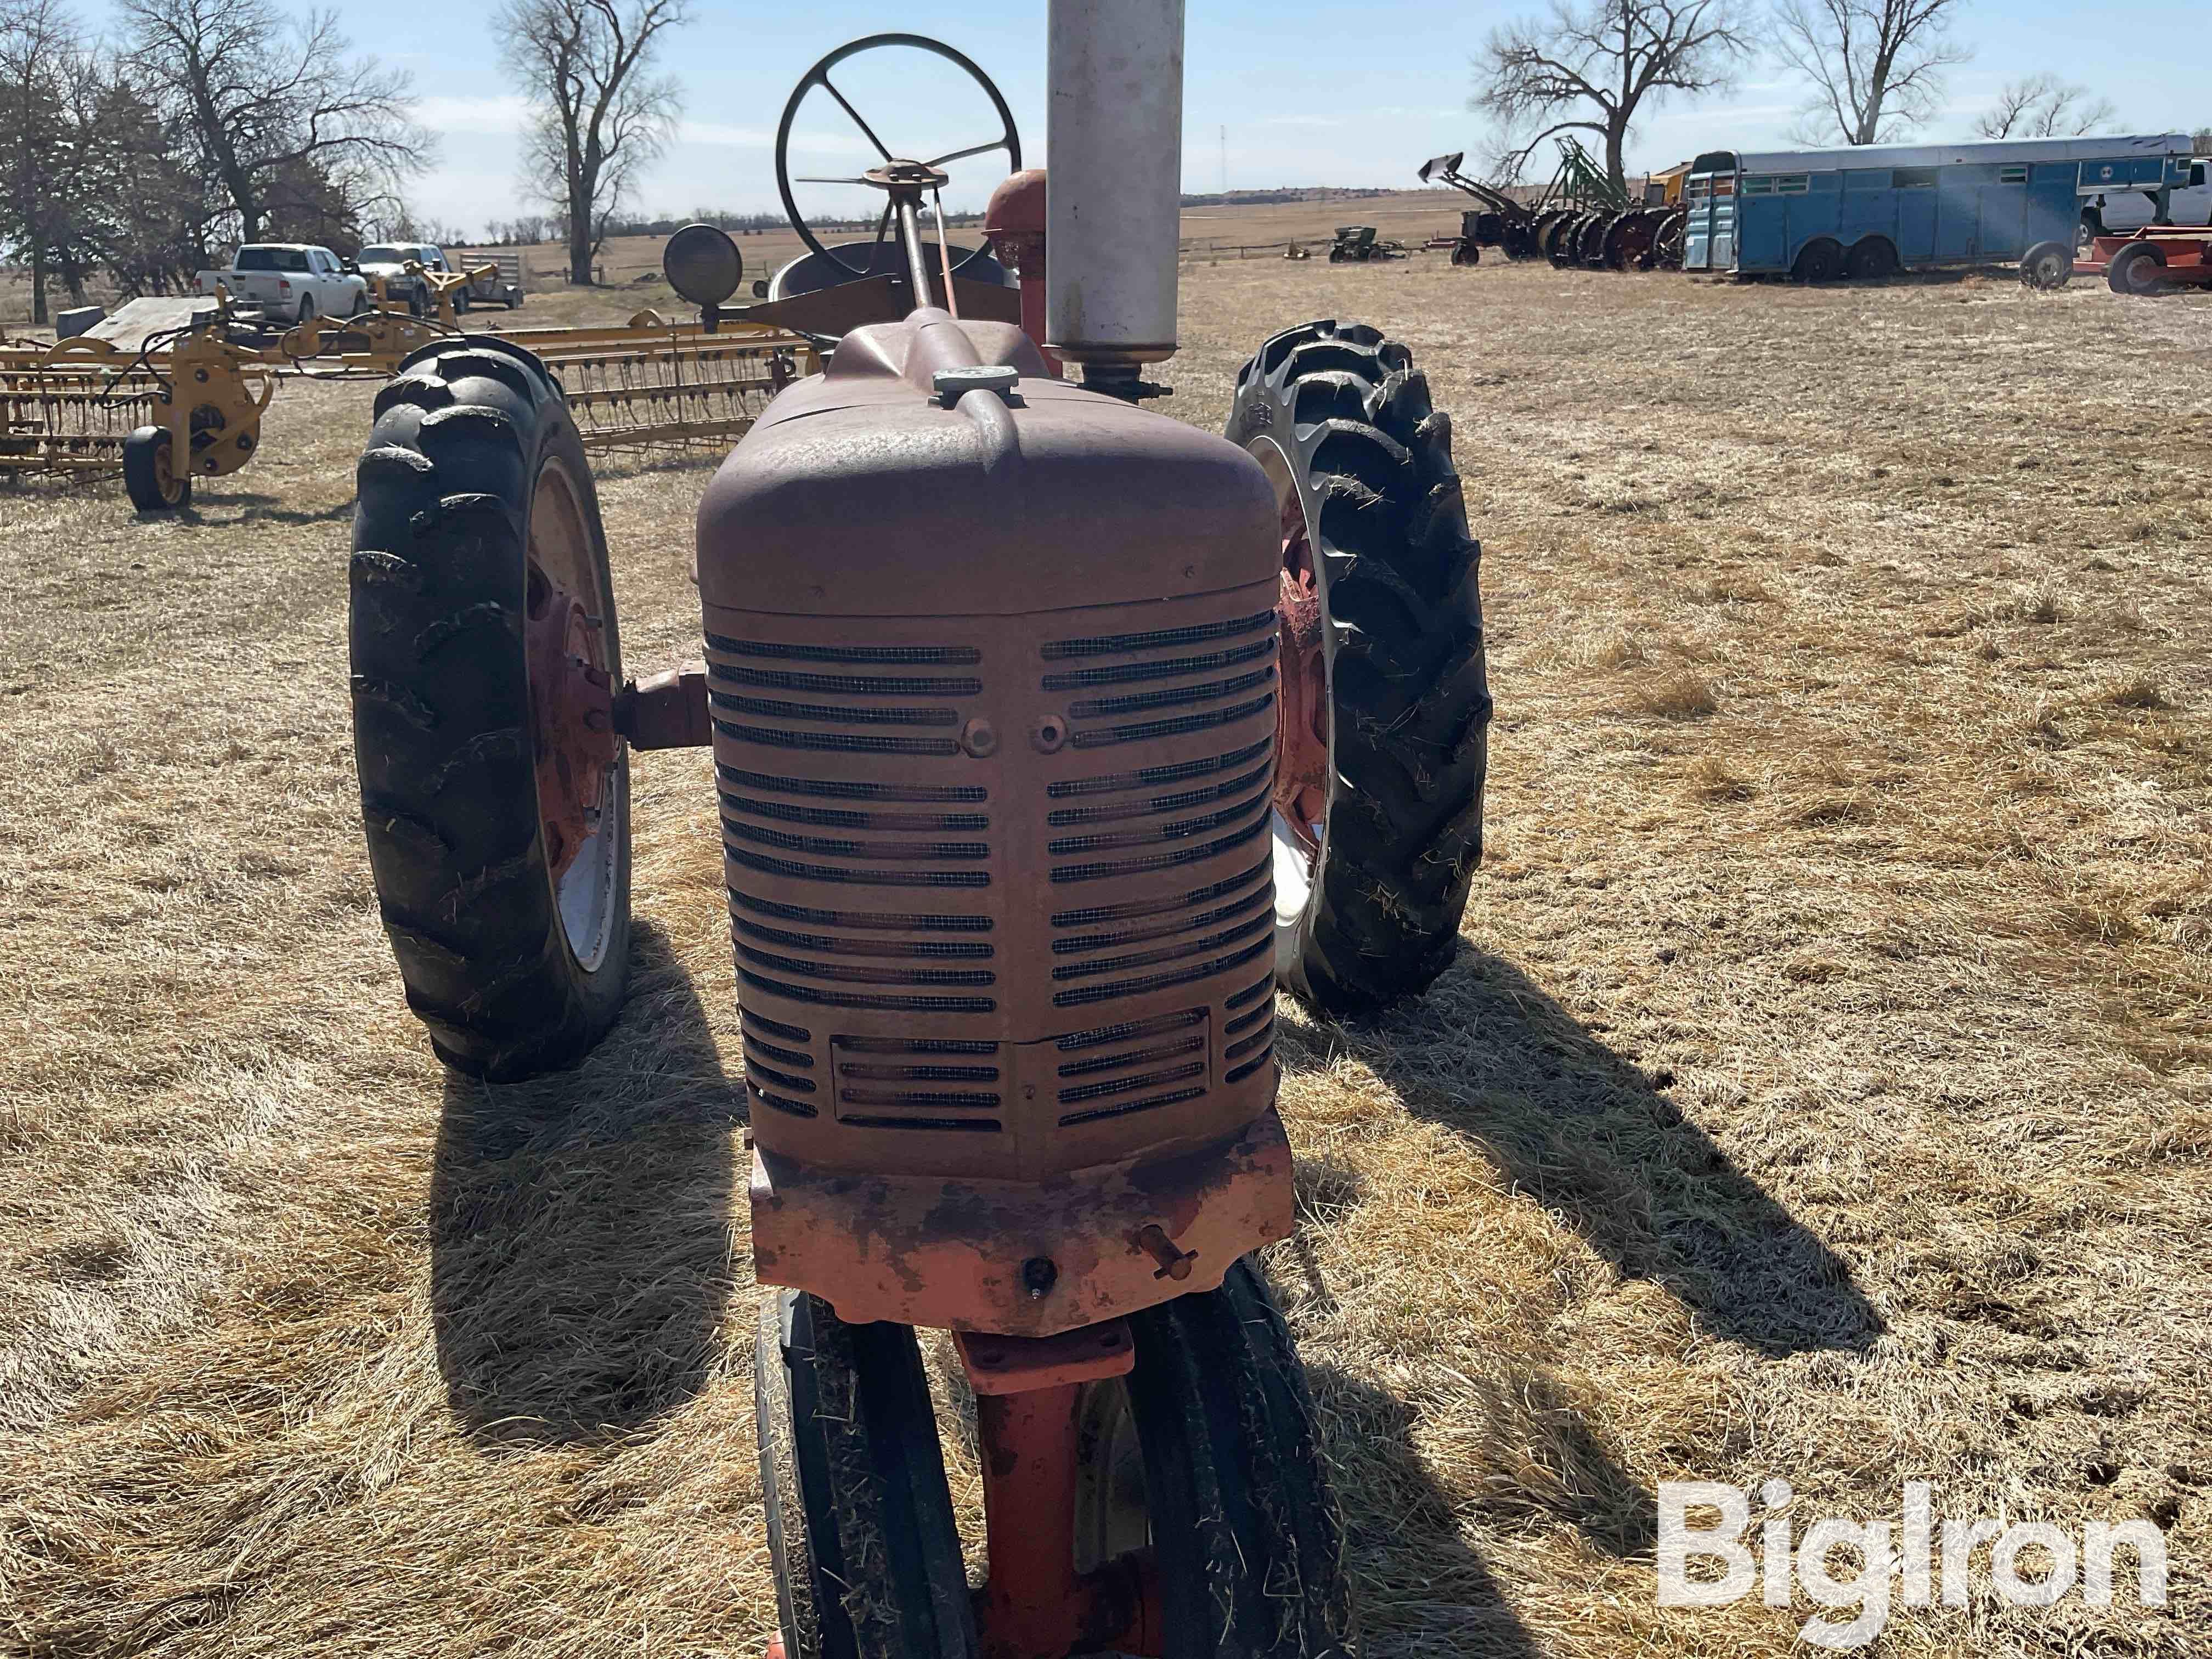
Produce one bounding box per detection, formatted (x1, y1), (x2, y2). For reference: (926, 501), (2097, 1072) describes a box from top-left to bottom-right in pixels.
(120, 0), (428, 245)
(0, 0), (76, 321)
(495, 0), (688, 285)
(1773, 0), (1971, 146)
(1972, 74), (2117, 140)
(1472, 0), (1751, 193)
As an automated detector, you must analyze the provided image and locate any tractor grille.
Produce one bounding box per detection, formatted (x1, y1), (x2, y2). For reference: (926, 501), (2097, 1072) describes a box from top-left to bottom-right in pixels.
(713, 584), (1282, 1181)
(1043, 610), (1277, 1011)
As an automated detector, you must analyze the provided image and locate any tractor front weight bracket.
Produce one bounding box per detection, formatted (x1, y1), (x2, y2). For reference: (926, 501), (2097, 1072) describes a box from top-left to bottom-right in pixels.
(957, 1323), (1158, 1659)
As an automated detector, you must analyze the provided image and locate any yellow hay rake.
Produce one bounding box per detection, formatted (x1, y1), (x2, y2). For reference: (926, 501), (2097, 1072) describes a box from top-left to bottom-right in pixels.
(0, 280), (816, 509)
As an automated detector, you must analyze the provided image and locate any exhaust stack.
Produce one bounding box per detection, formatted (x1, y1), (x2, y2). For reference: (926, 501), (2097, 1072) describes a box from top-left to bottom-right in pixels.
(1046, 0), (1185, 393)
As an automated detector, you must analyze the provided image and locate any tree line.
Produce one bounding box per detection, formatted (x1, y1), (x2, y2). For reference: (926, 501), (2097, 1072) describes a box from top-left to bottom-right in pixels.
(1470, 0), (2205, 191)
(0, 0), (427, 322)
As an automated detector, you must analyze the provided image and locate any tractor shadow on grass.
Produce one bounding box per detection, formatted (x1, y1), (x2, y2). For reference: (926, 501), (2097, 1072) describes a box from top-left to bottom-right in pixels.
(429, 920), (745, 1444)
(1299, 947), (1883, 1358)
(1308, 1364), (1555, 1658)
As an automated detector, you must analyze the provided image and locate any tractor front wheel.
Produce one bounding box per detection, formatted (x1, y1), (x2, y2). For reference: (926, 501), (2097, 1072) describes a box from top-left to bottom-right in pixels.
(1228, 319), (1491, 1015)
(348, 337), (632, 1080)
(755, 1293), (977, 1659)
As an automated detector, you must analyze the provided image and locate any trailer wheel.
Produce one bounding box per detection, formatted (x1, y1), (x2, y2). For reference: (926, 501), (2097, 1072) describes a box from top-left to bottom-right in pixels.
(2107, 243), (2167, 296)
(122, 425), (190, 512)
(1793, 238), (1844, 283)
(755, 1293), (977, 1659)
(349, 336), (631, 1081)
(1228, 319), (1489, 1014)
(1845, 237), (1899, 280)
(2020, 241), (2072, 291)
(1450, 241), (1480, 267)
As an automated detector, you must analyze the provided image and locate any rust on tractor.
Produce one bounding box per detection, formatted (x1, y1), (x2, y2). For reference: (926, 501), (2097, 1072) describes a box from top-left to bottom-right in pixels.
(524, 470), (619, 883)
(953, 1319), (1133, 1396)
(613, 666), (712, 750)
(1274, 484), (1328, 850)
(698, 308), (1293, 1337)
(971, 1380), (1159, 1659)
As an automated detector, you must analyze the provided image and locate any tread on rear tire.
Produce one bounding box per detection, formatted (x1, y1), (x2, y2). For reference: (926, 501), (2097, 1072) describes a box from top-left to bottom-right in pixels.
(1227, 319), (1492, 1015)
(348, 335), (632, 1081)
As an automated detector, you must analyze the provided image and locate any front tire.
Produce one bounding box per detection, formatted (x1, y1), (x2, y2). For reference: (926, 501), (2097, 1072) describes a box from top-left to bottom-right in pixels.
(755, 1294), (977, 1659)
(348, 338), (633, 1080)
(1228, 320), (1491, 1014)
(2020, 240), (2072, 290)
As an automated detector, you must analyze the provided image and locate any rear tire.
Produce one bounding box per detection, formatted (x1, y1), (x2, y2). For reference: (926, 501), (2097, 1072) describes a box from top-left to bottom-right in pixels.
(1846, 237), (1899, 280)
(1450, 241), (1479, 267)
(755, 1293), (977, 1659)
(348, 337), (632, 1080)
(122, 425), (190, 512)
(1228, 320), (1491, 1014)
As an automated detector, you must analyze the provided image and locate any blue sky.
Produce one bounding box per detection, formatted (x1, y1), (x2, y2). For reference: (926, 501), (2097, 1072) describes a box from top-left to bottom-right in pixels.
(94, 1), (2212, 234)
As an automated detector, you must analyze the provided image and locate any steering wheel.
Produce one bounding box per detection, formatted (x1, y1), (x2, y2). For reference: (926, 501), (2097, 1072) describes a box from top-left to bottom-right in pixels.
(774, 33), (1021, 283)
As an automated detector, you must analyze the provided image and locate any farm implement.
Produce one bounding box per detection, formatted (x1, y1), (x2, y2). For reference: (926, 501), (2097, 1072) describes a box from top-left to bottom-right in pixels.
(2078, 223), (2212, 294)
(1422, 138), (1688, 272)
(345, 6), (1491, 1658)
(0, 273), (814, 508)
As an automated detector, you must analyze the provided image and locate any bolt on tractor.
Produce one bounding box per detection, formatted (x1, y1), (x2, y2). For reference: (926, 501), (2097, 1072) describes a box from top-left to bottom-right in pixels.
(346, 4), (1491, 1655)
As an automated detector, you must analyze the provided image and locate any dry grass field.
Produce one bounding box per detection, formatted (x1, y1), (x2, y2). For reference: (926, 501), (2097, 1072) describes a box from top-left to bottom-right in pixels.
(3, 249), (2208, 1659)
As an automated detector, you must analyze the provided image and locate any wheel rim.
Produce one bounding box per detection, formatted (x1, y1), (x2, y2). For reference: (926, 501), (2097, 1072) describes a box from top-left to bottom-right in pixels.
(1071, 1380), (1151, 1575)
(152, 433), (182, 505)
(523, 456), (622, 970)
(1245, 437), (1328, 867)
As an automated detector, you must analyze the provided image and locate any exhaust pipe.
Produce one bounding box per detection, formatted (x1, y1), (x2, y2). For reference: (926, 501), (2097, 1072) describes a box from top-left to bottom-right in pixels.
(1046, 0), (1184, 394)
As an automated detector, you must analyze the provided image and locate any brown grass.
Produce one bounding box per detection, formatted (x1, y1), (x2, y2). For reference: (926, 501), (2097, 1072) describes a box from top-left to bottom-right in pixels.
(3, 255), (2210, 1657)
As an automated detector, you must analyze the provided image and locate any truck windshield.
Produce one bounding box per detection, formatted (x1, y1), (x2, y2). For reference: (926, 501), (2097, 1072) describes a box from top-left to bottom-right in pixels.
(236, 247), (309, 272)
(358, 246), (421, 263)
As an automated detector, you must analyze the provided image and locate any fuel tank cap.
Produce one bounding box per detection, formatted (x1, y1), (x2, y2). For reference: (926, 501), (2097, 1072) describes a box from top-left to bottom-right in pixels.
(932, 364), (1020, 407)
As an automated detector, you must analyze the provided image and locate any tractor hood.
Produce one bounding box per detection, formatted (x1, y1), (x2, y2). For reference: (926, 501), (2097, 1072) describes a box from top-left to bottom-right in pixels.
(695, 309), (1276, 618)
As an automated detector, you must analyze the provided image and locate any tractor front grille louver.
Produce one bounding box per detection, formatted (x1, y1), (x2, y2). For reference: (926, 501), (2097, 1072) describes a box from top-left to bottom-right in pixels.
(712, 632), (997, 1018)
(1044, 616), (1277, 1011)
(710, 583), (1282, 1183)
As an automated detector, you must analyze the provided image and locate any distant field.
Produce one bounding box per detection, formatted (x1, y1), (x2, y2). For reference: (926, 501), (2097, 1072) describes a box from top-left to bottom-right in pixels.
(2, 251), (2206, 1658)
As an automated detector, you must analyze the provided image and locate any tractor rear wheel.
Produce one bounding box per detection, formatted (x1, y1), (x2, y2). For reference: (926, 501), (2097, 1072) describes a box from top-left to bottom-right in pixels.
(348, 337), (632, 1081)
(122, 425), (190, 512)
(1228, 319), (1490, 1014)
(755, 1293), (977, 1659)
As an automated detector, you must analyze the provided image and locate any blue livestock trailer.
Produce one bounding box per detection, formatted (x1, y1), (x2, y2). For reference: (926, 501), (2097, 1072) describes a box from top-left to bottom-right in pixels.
(1682, 134), (2197, 283)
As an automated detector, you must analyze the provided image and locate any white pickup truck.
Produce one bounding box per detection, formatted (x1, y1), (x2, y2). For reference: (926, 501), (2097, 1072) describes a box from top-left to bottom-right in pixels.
(2087, 156), (2212, 235)
(194, 244), (368, 324)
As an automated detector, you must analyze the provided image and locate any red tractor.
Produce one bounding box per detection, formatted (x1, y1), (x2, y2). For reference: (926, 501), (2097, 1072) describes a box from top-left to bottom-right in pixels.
(347, 8), (1490, 1655)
